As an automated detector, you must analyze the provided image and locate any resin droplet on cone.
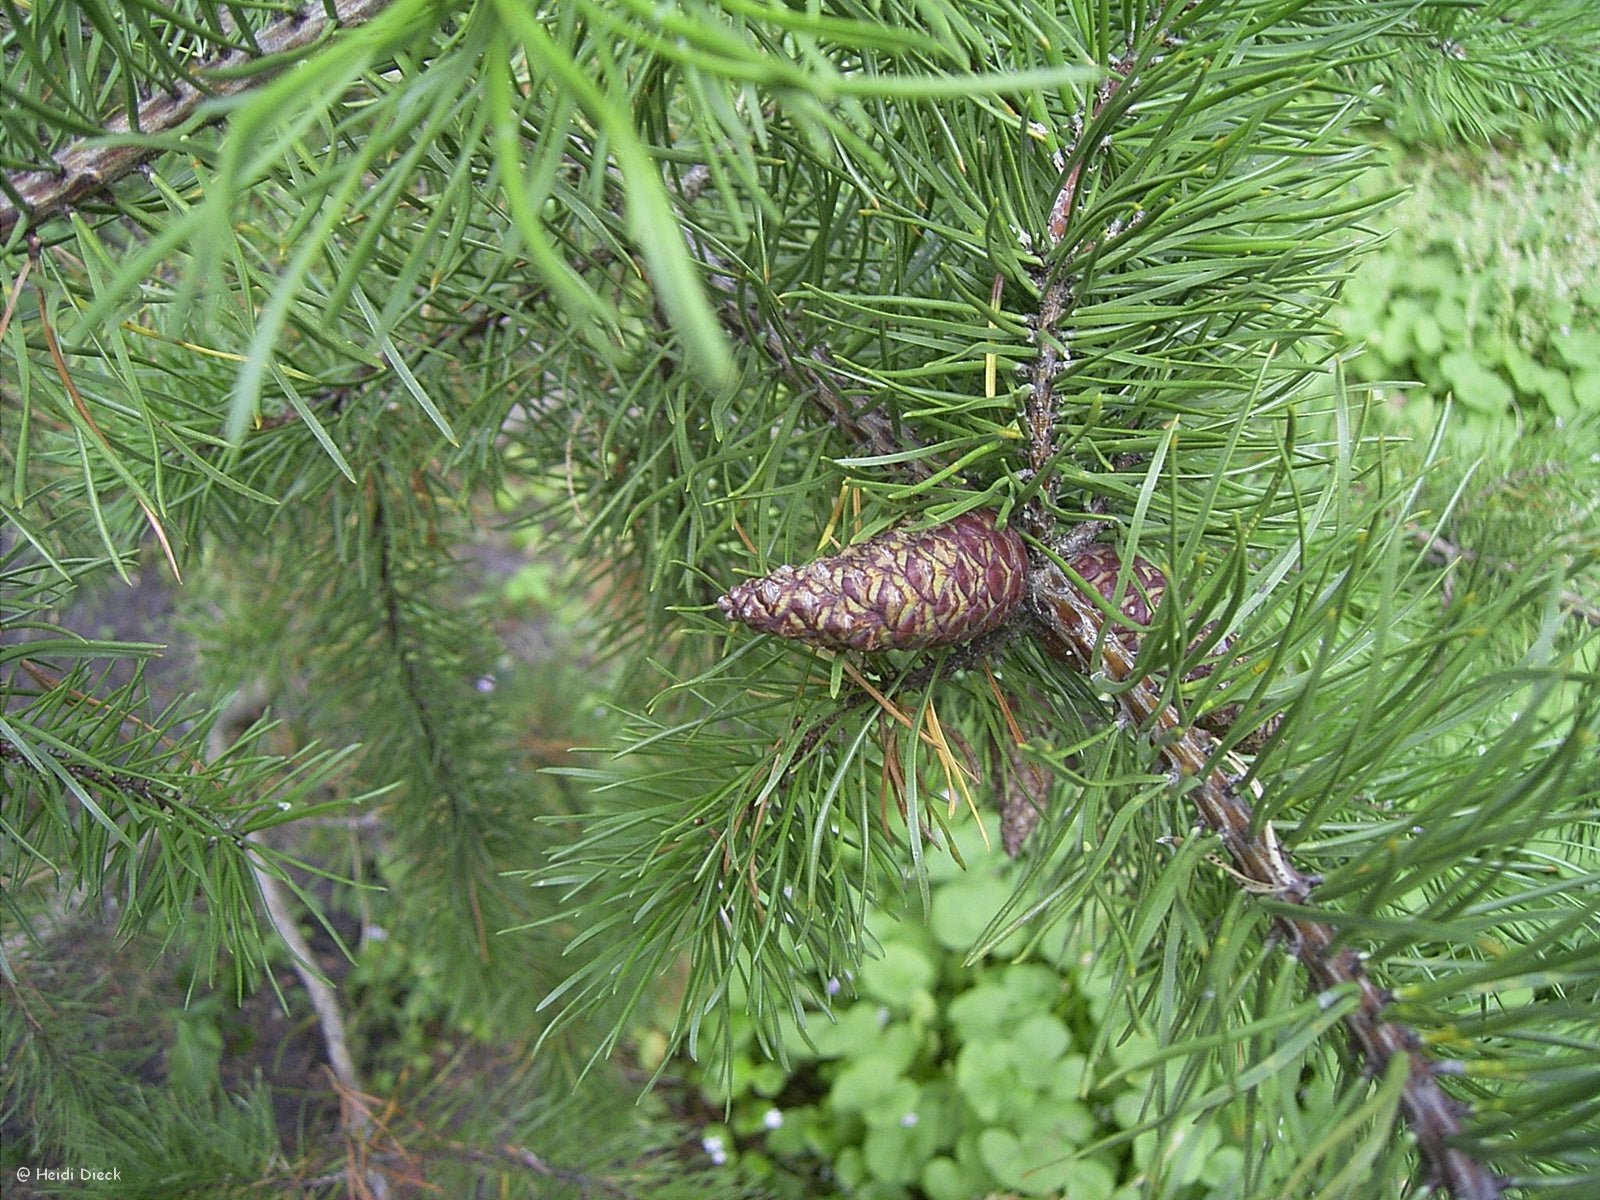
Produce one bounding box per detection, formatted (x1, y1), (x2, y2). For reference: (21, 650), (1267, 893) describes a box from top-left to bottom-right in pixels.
(718, 510), (1030, 651)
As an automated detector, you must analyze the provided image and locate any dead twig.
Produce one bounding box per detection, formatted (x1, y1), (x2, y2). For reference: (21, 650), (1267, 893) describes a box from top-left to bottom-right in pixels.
(204, 691), (391, 1200)
(0, 0), (393, 240)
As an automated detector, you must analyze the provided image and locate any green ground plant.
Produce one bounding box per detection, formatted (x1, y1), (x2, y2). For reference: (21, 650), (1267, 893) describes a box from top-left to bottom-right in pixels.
(1338, 138), (1600, 424)
(651, 818), (1274, 1200)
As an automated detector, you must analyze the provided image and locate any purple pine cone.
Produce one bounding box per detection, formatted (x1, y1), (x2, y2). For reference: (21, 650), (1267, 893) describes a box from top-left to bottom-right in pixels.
(1059, 542), (1169, 627)
(718, 510), (1030, 651)
(1053, 543), (1278, 748)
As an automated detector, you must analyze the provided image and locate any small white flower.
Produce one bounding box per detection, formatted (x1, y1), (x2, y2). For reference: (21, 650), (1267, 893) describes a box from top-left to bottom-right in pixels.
(900, 1111), (920, 1128)
(763, 1109), (784, 1130)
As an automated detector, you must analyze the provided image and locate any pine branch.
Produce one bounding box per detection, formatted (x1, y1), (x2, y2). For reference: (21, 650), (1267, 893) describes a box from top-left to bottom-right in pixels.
(4, 659), (246, 845)
(273, 154), (917, 471)
(1031, 46), (1139, 487)
(1025, 38), (1158, 552)
(687, 15), (1513, 1191)
(0, 0), (392, 240)
(0, 736), (187, 814)
(11, 3), (1593, 1192)
(713, 509), (1509, 1194)
(1011, 23), (1503, 1193)
(1033, 561), (1504, 1200)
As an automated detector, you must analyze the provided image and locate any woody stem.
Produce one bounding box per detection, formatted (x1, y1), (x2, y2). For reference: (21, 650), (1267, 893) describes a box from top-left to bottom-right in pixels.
(1032, 564), (1504, 1200)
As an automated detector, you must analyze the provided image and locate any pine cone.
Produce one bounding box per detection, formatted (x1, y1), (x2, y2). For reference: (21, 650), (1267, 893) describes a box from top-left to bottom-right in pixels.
(718, 510), (1030, 651)
(1052, 543), (1280, 749)
(1058, 542), (1169, 628)
(999, 743), (1051, 858)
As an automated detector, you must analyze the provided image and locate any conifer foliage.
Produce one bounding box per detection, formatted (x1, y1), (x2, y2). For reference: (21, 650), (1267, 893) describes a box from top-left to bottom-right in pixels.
(3, 2), (1598, 1198)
